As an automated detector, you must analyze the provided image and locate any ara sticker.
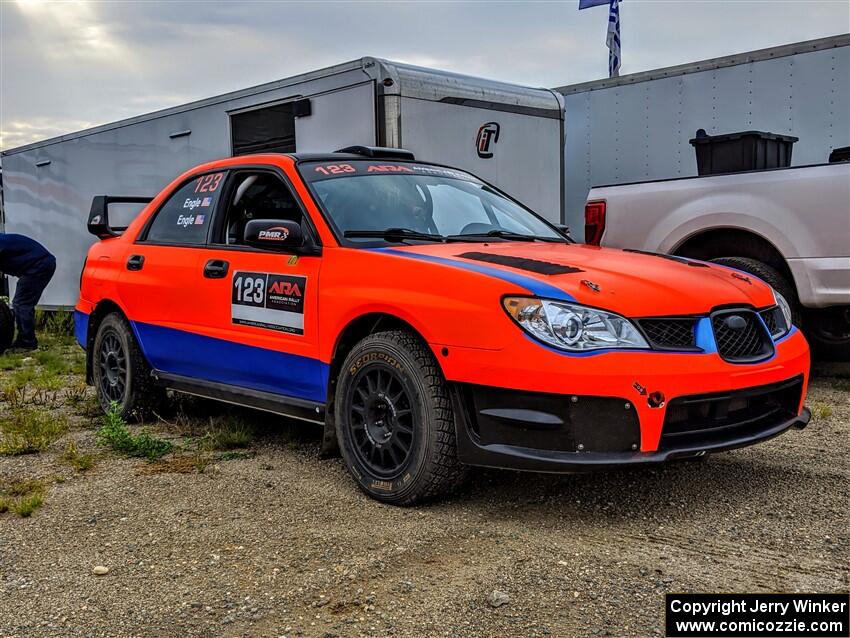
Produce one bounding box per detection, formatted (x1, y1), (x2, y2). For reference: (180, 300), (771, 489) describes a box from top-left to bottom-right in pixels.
(231, 271), (306, 335)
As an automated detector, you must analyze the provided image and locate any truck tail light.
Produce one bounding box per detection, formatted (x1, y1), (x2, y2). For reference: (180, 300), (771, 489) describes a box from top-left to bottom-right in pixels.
(584, 200), (606, 246)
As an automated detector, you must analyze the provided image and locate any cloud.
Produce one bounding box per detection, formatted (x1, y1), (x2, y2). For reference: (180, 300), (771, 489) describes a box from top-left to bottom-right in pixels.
(1, 0), (848, 151)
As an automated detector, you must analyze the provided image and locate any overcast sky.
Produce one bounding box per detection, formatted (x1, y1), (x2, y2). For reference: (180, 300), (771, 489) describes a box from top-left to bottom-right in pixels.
(1, 0), (848, 151)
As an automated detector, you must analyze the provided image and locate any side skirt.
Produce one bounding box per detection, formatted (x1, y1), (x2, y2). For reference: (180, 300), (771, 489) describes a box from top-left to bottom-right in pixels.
(152, 370), (326, 425)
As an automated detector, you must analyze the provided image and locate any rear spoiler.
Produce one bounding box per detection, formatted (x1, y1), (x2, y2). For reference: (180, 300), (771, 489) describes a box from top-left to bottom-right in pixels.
(88, 196), (152, 239)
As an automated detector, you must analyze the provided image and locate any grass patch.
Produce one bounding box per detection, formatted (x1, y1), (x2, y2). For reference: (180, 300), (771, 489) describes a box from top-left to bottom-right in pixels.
(216, 450), (254, 461)
(198, 416), (255, 451)
(61, 441), (95, 471)
(97, 403), (173, 461)
(0, 479), (46, 518)
(0, 409), (68, 455)
(813, 403), (834, 420)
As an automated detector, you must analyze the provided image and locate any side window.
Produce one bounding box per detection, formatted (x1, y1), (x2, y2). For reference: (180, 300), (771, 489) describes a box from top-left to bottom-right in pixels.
(143, 172), (225, 244)
(215, 172), (303, 245)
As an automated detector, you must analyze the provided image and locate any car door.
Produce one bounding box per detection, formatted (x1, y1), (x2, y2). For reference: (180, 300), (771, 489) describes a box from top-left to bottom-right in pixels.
(118, 170), (227, 375)
(177, 167), (326, 404)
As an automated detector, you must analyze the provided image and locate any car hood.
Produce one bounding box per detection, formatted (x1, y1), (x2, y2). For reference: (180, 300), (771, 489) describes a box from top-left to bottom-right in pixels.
(380, 242), (775, 316)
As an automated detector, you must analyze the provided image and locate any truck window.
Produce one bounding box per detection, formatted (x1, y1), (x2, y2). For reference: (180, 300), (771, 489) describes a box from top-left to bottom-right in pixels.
(143, 172), (225, 245)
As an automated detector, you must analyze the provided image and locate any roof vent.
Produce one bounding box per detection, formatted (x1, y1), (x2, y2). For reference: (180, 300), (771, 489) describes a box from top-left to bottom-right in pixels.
(335, 146), (415, 160)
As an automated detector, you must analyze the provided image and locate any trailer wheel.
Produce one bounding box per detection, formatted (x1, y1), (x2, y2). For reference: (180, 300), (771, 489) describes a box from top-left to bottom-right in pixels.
(334, 330), (466, 505)
(710, 257), (802, 326)
(92, 312), (165, 420)
(0, 300), (14, 354)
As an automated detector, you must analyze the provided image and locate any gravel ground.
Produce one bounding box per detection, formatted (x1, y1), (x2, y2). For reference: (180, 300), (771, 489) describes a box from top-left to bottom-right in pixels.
(1, 366), (848, 638)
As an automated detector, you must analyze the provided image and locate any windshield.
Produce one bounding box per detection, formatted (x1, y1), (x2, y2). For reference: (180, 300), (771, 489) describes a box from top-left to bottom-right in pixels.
(299, 160), (564, 244)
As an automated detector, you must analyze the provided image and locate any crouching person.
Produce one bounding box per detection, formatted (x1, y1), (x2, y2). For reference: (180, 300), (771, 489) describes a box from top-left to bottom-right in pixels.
(0, 233), (56, 352)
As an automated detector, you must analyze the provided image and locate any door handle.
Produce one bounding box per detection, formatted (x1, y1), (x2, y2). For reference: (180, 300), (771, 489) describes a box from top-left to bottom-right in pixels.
(126, 255), (145, 271)
(203, 259), (229, 279)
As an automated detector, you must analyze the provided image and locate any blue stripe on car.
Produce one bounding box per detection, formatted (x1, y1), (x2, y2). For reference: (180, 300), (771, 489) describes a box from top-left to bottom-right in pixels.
(131, 321), (329, 403)
(74, 310), (89, 349)
(374, 247), (577, 302)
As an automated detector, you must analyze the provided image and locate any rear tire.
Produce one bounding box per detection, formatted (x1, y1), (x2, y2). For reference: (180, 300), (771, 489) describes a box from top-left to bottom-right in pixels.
(710, 257), (802, 326)
(804, 306), (850, 362)
(0, 300), (14, 354)
(92, 313), (165, 420)
(334, 330), (466, 505)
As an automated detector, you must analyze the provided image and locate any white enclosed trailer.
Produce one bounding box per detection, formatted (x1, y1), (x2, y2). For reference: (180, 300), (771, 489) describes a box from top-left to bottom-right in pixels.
(555, 34), (850, 238)
(0, 57), (565, 308)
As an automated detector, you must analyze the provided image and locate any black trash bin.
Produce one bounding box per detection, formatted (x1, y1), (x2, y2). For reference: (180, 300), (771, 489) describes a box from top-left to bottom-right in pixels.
(689, 129), (798, 176)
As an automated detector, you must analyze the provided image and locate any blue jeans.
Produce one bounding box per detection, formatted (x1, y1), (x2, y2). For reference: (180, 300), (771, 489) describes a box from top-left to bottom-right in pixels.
(12, 256), (56, 348)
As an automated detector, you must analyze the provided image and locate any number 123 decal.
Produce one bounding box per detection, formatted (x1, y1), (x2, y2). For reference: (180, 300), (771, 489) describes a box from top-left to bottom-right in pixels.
(231, 271), (306, 335)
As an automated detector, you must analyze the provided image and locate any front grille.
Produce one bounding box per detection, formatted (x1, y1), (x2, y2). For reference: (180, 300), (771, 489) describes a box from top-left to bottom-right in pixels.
(659, 375), (803, 450)
(638, 318), (698, 350)
(711, 309), (773, 362)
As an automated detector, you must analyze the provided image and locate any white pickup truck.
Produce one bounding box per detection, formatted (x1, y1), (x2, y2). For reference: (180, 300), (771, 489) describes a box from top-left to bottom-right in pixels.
(585, 161), (850, 360)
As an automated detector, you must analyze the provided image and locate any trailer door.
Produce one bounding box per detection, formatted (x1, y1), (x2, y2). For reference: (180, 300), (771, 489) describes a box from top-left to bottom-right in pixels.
(398, 99), (563, 223)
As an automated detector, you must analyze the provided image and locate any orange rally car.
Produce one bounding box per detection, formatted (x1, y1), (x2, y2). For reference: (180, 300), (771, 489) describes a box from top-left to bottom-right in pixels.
(75, 146), (811, 504)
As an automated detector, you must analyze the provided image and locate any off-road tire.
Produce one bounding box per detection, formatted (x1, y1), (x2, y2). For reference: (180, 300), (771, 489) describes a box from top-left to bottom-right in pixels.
(0, 300), (14, 354)
(334, 330), (466, 505)
(804, 306), (850, 362)
(92, 313), (165, 420)
(710, 257), (802, 326)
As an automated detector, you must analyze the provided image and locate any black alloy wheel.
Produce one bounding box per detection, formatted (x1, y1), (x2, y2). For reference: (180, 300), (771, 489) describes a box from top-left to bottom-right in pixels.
(98, 329), (128, 404)
(348, 364), (415, 478)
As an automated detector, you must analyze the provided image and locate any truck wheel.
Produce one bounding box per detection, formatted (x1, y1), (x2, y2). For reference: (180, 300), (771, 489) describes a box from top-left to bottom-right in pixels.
(334, 330), (466, 505)
(92, 313), (165, 420)
(805, 306), (850, 362)
(710, 257), (802, 326)
(0, 300), (14, 354)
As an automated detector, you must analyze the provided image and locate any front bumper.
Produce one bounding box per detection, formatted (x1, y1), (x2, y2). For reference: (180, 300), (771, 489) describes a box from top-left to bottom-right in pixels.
(452, 384), (810, 472)
(439, 328), (810, 470)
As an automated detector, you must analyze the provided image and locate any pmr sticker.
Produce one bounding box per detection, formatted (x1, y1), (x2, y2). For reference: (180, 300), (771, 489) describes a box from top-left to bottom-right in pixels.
(231, 271), (306, 335)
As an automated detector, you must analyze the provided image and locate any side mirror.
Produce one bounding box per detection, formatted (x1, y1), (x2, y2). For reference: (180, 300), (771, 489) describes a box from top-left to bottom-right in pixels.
(555, 224), (573, 239)
(88, 195), (152, 239)
(243, 219), (304, 251)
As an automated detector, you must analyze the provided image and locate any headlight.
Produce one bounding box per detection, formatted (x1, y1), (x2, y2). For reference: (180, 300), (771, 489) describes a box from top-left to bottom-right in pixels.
(503, 297), (649, 351)
(761, 287), (793, 339)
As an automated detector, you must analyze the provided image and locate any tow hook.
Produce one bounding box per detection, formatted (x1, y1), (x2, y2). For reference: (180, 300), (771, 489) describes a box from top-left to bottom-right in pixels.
(647, 391), (666, 409)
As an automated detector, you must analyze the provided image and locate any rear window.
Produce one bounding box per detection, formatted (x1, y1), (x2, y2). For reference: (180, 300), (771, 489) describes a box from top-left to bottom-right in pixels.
(144, 172), (225, 244)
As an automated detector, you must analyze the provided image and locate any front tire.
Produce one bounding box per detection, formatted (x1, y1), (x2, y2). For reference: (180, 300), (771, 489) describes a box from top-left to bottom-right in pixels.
(92, 313), (165, 420)
(334, 330), (466, 505)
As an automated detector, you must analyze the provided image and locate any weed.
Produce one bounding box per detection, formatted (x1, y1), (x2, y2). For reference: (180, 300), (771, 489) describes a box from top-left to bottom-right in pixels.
(2, 385), (28, 409)
(13, 493), (44, 517)
(0, 479), (46, 518)
(63, 382), (89, 407)
(144, 453), (210, 474)
(0, 410), (68, 455)
(216, 450), (254, 461)
(97, 403), (173, 461)
(0, 353), (23, 371)
(62, 442), (95, 471)
(814, 403), (834, 420)
(36, 310), (75, 345)
(198, 416), (255, 451)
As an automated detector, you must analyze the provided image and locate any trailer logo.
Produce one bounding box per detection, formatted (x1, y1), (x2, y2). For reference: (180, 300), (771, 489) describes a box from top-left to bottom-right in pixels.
(476, 122), (500, 159)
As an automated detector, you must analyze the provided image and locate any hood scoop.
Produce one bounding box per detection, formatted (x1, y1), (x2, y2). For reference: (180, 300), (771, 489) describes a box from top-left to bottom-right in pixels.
(457, 252), (583, 276)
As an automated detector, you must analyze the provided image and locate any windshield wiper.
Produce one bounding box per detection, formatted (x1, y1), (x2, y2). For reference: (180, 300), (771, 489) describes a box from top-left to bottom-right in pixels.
(344, 228), (445, 243)
(446, 229), (537, 242)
